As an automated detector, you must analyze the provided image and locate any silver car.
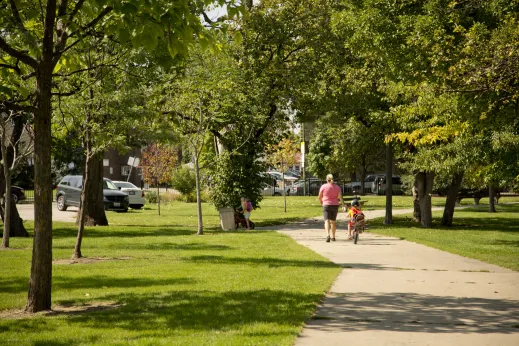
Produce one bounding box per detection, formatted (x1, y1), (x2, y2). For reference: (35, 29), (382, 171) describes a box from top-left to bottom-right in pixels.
(112, 181), (146, 209)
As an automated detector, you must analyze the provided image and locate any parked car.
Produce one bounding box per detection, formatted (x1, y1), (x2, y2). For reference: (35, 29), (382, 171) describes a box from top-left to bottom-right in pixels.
(11, 186), (26, 204)
(56, 175), (129, 212)
(112, 181), (146, 209)
(364, 174), (385, 194)
(261, 183), (289, 196)
(375, 175), (404, 195)
(290, 179), (323, 196)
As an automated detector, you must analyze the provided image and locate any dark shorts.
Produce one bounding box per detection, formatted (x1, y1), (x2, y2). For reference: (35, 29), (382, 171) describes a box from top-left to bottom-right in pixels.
(323, 205), (339, 221)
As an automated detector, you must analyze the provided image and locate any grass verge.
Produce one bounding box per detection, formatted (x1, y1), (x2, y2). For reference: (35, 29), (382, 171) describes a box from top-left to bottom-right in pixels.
(367, 204), (519, 271)
(0, 200), (342, 345)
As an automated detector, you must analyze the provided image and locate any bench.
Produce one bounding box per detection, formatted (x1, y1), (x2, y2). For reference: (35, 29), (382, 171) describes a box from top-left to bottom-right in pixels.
(456, 190), (518, 205)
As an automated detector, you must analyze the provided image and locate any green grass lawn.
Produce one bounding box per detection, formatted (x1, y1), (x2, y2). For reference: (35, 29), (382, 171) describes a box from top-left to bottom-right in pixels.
(367, 204), (519, 271)
(0, 200), (341, 346)
(2, 195), (518, 344)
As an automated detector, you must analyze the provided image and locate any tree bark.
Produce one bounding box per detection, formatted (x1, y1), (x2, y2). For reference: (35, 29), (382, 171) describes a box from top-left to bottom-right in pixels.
(75, 152), (108, 227)
(412, 184), (421, 222)
(488, 185), (497, 213)
(194, 154), (203, 235)
(441, 172), (463, 226)
(416, 171), (434, 228)
(360, 156), (366, 195)
(384, 143), (393, 225)
(26, 67), (54, 312)
(0, 168), (28, 239)
(1, 171), (12, 248)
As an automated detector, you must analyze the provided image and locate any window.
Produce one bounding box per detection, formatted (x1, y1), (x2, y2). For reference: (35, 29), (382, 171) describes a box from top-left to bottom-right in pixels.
(69, 177), (78, 187)
(121, 165), (131, 176)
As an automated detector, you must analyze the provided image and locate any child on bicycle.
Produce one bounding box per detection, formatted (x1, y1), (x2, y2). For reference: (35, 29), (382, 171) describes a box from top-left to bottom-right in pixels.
(346, 199), (363, 240)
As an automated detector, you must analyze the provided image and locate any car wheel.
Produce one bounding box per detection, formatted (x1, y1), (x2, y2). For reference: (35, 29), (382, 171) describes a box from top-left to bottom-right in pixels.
(57, 195), (67, 211)
(12, 193), (18, 204)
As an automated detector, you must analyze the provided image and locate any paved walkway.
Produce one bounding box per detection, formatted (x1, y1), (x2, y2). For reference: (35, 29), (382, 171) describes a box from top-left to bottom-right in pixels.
(264, 209), (519, 346)
(17, 203), (77, 222)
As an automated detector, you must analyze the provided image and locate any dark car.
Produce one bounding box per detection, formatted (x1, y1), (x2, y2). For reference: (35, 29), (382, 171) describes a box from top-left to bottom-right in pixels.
(11, 186), (26, 204)
(56, 175), (129, 212)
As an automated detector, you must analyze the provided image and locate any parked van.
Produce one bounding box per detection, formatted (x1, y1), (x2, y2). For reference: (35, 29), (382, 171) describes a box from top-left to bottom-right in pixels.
(56, 176), (129, 212)
(375, 175), (404, 195)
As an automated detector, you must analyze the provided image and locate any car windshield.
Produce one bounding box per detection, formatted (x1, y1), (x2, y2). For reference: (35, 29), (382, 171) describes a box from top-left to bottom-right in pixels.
(103, 180), (119, 190)
(115, 182), (136, 189)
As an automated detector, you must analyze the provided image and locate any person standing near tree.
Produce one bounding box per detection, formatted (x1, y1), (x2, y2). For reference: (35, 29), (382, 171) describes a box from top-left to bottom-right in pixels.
(319, 174), (345, 242)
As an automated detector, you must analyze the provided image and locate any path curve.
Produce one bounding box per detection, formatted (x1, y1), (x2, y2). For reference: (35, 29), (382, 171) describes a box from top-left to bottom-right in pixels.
(268, 208), (519, 346)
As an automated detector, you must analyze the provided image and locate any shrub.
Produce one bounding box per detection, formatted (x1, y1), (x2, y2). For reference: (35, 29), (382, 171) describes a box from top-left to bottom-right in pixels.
(208, 151), (267, 209)
(145, 190), (158, 204)
(171, 167), (196, 201)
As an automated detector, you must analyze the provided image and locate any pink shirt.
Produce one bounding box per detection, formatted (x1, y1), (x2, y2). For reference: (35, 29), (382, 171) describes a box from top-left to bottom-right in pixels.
(319, 183), (341, 205)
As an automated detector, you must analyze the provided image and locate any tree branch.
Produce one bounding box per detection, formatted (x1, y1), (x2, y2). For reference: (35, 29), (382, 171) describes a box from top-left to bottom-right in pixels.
(0, 101), (36, 113)
(53, 64), (117, 77)
(57, 0), (69, 17)
(0, 37), (38, 69)
(0, 63), (21, 75)
(70, 6), (113, 38)
(68, 0), (86, 22)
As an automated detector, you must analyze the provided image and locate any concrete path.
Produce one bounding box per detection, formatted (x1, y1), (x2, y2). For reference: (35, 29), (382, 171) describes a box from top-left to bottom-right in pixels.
(265, 209), (519, 346)
(17, 203), (77, 223)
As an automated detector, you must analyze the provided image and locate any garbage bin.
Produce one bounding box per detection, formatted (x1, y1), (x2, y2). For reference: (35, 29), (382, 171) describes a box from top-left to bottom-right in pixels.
(219, 207), (235, 230)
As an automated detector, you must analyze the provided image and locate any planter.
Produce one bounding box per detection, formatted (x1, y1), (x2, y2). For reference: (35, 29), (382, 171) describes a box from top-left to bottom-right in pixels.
(219, 207), (235, 230)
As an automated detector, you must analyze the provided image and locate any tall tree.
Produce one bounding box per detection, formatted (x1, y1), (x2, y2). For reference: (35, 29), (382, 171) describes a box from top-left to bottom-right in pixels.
(0, 0), (241, 313)
(0, 111), (32, 247)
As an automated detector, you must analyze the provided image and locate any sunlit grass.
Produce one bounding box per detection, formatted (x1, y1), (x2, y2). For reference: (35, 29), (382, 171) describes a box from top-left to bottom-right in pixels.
(368, 204), (519, 271)
(0, 201), (341, 345)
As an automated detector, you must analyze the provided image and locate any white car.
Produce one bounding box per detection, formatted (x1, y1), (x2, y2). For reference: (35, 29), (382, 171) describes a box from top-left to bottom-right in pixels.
(112, 181), (145, 209)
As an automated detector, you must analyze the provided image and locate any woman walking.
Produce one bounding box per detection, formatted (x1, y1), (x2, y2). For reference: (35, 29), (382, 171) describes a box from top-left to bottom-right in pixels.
(318, 174), (345, 242)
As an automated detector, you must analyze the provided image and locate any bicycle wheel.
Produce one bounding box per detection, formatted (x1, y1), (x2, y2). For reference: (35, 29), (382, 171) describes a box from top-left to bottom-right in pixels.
(354, 230), (359, 244)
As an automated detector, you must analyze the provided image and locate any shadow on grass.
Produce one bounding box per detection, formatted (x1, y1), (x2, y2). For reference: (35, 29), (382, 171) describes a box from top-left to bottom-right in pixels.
(1, 289), (321, 337)
(104, 242), (233, 251)
(3, 290), (518, 338)
(369, 213), (519, 234)
(185, 255), (339, 268)
(310, 292), (519, 333)
(0, 276), (196, 295)
(52, 227), (194, 239)
(53, 276), (196, 291)
(0, 277), (28, 294)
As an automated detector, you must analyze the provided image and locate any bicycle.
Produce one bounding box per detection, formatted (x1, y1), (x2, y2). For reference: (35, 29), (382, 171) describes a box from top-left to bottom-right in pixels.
(351, 213), (366, 244)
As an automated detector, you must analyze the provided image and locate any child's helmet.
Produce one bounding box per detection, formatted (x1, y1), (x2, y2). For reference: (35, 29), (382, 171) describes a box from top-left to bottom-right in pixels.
(351, 199), (360, 207)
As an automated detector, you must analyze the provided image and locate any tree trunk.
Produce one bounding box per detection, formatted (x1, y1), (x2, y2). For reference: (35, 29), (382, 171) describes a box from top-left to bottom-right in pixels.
(194, 155), (203, 235)
(26, 68), (54, 312)
(157, 183), (160, 216)
(73, 133), (94, 259)
(0, 115), (29, 244)
(384, 143), (393, 225)
(416, 172), (435, 228)
(1, 172), (12, 248)
(282, 170), (287, 212)
(75, 152), (108, 226)
(412, 181), (421, 222)
(0, 198), (29, 237)
(360, 156), (366, 195)
(489, 185), (497, 213)
(441, 172), (463, 226)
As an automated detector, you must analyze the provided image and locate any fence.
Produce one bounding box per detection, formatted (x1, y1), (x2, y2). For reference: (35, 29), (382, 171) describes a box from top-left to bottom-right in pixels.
(261, 179), (363, 197)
